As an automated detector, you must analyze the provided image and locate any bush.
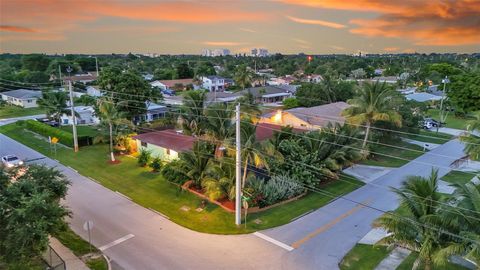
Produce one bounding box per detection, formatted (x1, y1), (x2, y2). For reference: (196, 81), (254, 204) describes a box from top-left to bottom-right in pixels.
(23, 120), (74, 146)
(149, 156), (162, 172)
(160, 159), (189, 185)
(137, 149), (151, 167)
(247, 175), (305, 207)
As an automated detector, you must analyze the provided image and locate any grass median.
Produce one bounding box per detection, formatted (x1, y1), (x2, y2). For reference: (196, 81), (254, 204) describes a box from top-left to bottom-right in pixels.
(1, 122), (364, 234)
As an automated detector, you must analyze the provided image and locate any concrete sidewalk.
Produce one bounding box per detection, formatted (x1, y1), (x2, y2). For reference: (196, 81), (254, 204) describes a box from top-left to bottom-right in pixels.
(375, 247), (411, 270)
(49, 237), (89, 270)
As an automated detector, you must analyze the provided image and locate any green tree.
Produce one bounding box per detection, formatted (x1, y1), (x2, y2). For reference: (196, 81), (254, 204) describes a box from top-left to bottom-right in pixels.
(234, 64), (254, 89)
(282, 97), (300, 109)
(342, 82), (402, 149)
(38, 91), (70, 125)
(96, 97), (130, 162)
(0, 165), (69, 265)
(448, 72), (480, 113)
(181, 90), (207, 135)
(176, 63), (194, 79)
(21, 54), (50, 71)
(138, 149), (152, 167)
(204, 103), (234, 157)
(376, 170), (444, 270)
(460, 112), (480, 160)
(175, 141), (215, 188)
(202, 159), (236, 201)
(195, 62), (216, 77)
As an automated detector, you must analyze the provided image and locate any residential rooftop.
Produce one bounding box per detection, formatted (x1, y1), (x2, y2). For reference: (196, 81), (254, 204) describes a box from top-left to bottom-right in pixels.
(1, 89), (42, 99)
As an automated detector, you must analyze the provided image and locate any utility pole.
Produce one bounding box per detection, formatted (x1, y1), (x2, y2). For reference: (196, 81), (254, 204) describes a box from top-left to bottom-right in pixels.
(437, 76), (449, 133)
(58, 65), (63, 87)
(235, 103), (242, 226)
(95, 57), (99, 77)
(67, 66), (79, 152)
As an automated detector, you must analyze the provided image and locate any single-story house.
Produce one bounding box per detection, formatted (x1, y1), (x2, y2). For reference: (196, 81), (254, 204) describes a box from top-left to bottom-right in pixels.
(397, 87), (417, 95)
(151, 79), (198, 91)
(86, 86), (102, 97)
(133, 129), (197, 160)
(60, 106), (99, 125)
(406, 93), (443, 103)
(133, 102), (168, 123)
(142, 74), (154, 81)
(255, 122), (304, 141)
(1, 89), (42, 108)
(237, 86), (293, 104)
(259, 101), (350, 130)
(63, 73), (98, 84)
(267, 76), (296, 86)
(301, 74), (323, 83)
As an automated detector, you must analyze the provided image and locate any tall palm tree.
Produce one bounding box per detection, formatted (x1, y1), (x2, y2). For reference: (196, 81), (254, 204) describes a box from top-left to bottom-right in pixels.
(181, 90), (206, 136)
(234, 64), (254, 90)
(176, 141), (215, 188)
(461, 112), (480, 160)
(97, 98), (129, 162)
(376, 170), (444, 270)
(204, 103), (235, 157)
(202, 159), (236, 201)
(342, 82), (402, 149)
(436, 181), (480, 266)
(38, 91), (70, 125)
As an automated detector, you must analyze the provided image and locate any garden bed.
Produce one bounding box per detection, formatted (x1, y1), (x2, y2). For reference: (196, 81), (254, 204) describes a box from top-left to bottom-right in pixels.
(182, 180), (307, 214)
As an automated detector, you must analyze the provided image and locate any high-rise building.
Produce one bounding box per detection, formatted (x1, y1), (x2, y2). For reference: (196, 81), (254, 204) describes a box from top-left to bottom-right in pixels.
(202, 48), (231, 57)
(251, 48), (269, 57)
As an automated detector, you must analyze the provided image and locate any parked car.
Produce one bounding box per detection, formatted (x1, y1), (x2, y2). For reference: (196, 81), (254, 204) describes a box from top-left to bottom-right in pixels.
(1, 155), (24, 168)
(423, 118), (439, 129)
(162, 89), (176, 96)
(36, 118), (59, 127)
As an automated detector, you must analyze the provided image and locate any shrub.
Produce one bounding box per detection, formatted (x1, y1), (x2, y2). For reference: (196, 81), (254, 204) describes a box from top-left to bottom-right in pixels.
(137, 149), (151, 167)
(23, 120), (74, 146)
(160, 159), (189, 185)
(247, 175), (305, 207)
(149, 156), (162, 172)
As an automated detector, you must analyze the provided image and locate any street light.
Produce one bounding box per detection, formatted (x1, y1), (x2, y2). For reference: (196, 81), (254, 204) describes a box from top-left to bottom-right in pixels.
(437, 76), (449, 133)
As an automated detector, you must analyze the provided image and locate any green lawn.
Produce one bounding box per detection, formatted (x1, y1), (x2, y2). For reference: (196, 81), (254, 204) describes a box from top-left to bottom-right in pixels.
(426, 109), (475, 130)
(397, 252), (469, 270)
(402, 129), (453, 144)
(441, 170), (475, 185)
(60, 125), (100, 137)
(360, 140), (426, 167)
(54, 227), (108, 270)
(0, 105), (45, 119)
(339, 244), (390, 270)
(0, 122), (364, 234)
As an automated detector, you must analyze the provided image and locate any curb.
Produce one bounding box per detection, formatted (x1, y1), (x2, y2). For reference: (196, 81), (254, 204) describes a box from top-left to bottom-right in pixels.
(148, 207), (170, 220)
(103, 254), (112, 270)
(115, 191), (132, 201)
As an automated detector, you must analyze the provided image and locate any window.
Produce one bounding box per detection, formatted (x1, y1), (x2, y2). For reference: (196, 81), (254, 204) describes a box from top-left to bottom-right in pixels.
(27, 99), (33, 103)
(63, 119), (69, 124)
(141, 141), (147, 147)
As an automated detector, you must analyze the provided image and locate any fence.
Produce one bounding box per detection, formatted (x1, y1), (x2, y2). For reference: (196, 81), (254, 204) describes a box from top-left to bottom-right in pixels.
(42, 245), (66, 270)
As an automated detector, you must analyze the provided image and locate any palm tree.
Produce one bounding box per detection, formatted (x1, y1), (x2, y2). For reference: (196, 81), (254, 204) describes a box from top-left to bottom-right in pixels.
(234, 64), (254, 90)
(342, 82), (402, 149)
(202, 159), (236, 201)
(38, 91), (70, 125)
(376, 170), (444, 270)
(97, 98), (129, 162)
(436, 181), (480, 267)
(176, 141), (215, 188)
(181, 90), (206, 136)
(461, 112), (480, 160)
(204, 103), (235, 157)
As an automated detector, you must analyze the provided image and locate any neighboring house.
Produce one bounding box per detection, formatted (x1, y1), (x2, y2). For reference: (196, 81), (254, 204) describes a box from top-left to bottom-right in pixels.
(371, 76), (398, 84)
(60, 106), (99, 125)
(63, 72), (98, 84)
(201, 76), (225, 92)
(150, 79), (197, 91)
(301, 74), (323, 83)
(267, 76), (295, 86)
(259, 101), (350, 130)
(406, 93), (443, 103)
(163, 95), (184, 106)
(134, 102), (168, 123)
(397, 87), (417, 95)
(133, 129), (197, 160)
(0, 89), (42, 108)
(374, 69), (385, 76)
(86, 86), (103, 97)
(237, 86), (293, 104)
(255, 122), (303, 141)
(142, 74), (154, 81)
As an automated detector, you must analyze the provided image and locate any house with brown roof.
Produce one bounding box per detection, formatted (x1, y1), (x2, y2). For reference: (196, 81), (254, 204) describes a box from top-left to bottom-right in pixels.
(151, 79), (198, 91)
(133, 129), (197, 160)
(259, 102), (350, 130)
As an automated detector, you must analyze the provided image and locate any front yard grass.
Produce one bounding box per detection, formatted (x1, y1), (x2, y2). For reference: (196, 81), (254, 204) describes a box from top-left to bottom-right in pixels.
(60, 125), (100, 137)
(397, 252), (469, 270)
(441, 170), (475, 185)
(339, 244), (390, 270)
(402, 129), (453, 144)
(426, 109), (475, 130)
(0, 122), (364, 234)
(0, 105), (44, 119)
(360, 139), (426, 168)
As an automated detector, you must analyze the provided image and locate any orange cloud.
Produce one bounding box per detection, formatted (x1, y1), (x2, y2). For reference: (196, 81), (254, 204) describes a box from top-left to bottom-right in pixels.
(384, 47), (399, 52)
(202, 41), (247, 46)
(286, 15), (346, 29)
(281, 0), (480, 46)
(0, 25), (36, 33)
(239, 28), (257, 33)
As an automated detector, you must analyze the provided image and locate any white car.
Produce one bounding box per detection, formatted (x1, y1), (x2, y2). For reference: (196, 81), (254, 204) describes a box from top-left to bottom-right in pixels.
(1, 155), (24, 168)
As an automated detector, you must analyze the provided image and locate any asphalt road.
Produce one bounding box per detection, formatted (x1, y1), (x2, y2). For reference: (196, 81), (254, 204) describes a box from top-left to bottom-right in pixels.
(0, 123), (467, 269)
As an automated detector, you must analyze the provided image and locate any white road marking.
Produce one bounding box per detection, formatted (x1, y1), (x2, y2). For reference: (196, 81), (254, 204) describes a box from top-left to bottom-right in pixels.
(253, 232), (294, 251)
(99, 234), (135, 251)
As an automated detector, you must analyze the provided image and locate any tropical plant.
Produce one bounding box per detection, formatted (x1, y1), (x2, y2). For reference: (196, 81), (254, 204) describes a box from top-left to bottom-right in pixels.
(38, 91), (70, 125)
(181, 90), (206, 135)
(204, 103), (234, 157)
(375, 170), (445, 270)
(260, 174), (305, 205)
(160, 159), (189, 184)
(461, 112), (480, 160)
(96, 98), (130, 162)
(202, 159), (236, 201)
(342, 81), (402, 149)
(234, 64), (254, 89)
(174, 141), (215, 187)
(138, 149), (152, 167)
(149, 156), (162, 172)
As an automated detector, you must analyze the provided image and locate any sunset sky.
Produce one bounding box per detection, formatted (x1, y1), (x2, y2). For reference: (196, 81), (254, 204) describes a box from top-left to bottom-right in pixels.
(1, 0), (479, 54)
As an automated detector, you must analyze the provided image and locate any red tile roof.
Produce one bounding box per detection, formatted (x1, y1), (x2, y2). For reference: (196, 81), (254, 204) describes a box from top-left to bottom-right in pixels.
(255, 123), (304, 141)
(133, 129), (197, 152)
(159, 79), (195, 88)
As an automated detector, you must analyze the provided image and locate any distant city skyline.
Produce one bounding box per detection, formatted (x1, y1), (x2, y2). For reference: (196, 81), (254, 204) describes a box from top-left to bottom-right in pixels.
(1, 0), (479, 54)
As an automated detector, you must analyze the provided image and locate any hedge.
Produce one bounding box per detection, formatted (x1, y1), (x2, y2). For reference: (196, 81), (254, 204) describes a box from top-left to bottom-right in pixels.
(20, 120), (93, 147)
